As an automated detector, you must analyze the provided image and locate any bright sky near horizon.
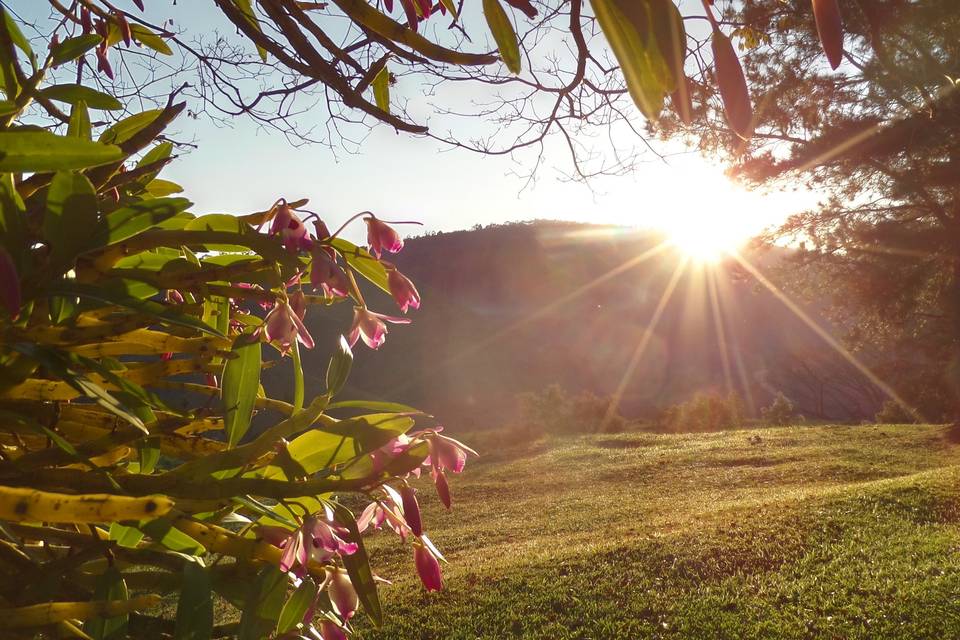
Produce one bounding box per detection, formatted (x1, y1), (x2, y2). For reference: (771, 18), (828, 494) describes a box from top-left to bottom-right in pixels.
(14, 0), (818, 247)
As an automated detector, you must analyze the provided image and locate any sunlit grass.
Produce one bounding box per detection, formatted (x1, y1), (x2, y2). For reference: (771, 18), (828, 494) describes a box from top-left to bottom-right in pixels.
(357, 424), (960, 639)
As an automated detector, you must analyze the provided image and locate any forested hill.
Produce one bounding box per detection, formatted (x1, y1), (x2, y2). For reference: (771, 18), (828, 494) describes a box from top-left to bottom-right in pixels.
(270, 221), (883, 426)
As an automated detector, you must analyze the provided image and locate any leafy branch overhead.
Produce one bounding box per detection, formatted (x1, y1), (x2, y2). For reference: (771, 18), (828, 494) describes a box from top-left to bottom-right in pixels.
(0, 5), (478, 638)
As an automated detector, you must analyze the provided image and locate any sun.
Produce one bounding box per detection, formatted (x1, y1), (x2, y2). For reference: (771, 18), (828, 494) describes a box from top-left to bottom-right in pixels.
(636, 158), (796, 263)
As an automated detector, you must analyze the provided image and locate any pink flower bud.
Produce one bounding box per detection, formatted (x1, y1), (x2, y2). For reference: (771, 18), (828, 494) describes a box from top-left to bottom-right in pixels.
(434, 469), (451, 509)
(387, 268), (420, 313)
(319, 620), (348, 640)
(270, 203), (312, 252)
(400, 485), (422, 536)
(310, 247), (349, 298)
(327, 569), (359, 620)
(364, 216), (403, 258)
(414, 545), (442, 592)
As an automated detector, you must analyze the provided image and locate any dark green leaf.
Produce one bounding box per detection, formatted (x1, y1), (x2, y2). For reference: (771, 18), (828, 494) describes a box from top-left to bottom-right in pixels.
(41, 84), (123, 110)
(333, 504), (382, 625)
(51, 34), (103, 66)
(0, 131), (123, 171)
(86, 567), (128, 640)
(325, 335), (353, 396)
(45, 171), (100, 269)
(174, 562), (213, 640)
(222, 334), (262, 447)
(238, 565), (288, 640)
(277, 578), (318, 634)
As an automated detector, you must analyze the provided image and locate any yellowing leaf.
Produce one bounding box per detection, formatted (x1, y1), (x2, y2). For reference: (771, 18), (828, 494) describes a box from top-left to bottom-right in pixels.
(482, 0), (521, 74)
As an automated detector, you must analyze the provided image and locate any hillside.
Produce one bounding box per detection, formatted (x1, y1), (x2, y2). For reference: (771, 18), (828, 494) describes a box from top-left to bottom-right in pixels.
(279, 222), (883, 425)
(355, 424), (960, 639)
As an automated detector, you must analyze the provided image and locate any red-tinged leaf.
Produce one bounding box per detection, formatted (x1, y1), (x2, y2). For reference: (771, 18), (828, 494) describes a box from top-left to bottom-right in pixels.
(502, 0), (536, 19)
(711, 29), (752, 139)
(813, 0), (843, 70)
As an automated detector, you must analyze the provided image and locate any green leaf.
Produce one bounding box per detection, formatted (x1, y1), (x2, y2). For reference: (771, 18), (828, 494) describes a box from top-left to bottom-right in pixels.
(47, 280), (225, 337)
(45, 171), (100, 269)
(277, 578), (318, 634)
(263, 413), (414, 479)
(238, 566), (288, 640)
(333, 504), (382, 625)
(109, 522), (144, 548)
(41, 84), (123, 110)
(174, 562), (214, 640)
(0, 131), (123, 171)
(591, 0), (666, 120)
(330, 238), (390, 293)
(648, 0), (685, 92)
(233, 0), (268, 62)
(145, 178), (184, 197)
(92, 197), (192, 250)
(67, 101), (92, 139)
(482, 0), (522, 74)
(99, 109), (163, 145)
(222, 334), (262, 447)
(86, 567), (128, 640)
(325, 399), (422, 413)
(138, 436), (161, 474)
(3, 9), (35, 70)
(51, 34), (103, 66)
(130, 24), (173, 55)
(372, 65), (390, 113)
(326, 335), (353, 396)
(141, 517), (206, 555)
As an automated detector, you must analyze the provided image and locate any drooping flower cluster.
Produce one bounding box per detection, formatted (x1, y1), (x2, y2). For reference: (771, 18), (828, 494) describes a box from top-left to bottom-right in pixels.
(244, 201), (422, 355)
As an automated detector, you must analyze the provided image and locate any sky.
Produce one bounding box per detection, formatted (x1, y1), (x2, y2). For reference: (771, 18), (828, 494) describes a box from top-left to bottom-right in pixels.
(15, 0), (819, 244)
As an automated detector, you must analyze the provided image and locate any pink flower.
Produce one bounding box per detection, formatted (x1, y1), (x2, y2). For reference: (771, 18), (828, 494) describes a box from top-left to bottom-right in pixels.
(414, 545), (442, 592)
(428, 433), (477, 474)
(427, 433), (476, 507)
(319, 620), (348, 640)
(264, 300), (315, 353)
(387, 268), (420, 313)
(166, 289), (184, 305)
(311, 247), (349, 298)
(347, 306), (410, 350)
(326, 569), (359, 620)
(257, 516), (358, 578)
(365, 216), (403, 258)
(270, 203), (313, 252)
(399, 485), (422, 536)
(0, 248), (20, 320)
(357, 499), (409, 539)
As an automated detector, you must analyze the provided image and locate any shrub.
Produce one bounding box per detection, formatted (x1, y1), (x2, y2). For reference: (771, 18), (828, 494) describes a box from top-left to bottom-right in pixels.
(875, 399), (916, 424)
(761, 392), (796, 426)
(0, 10), (472, 638)
(661, 391), (745, 432)
(517, 384), (626, 434)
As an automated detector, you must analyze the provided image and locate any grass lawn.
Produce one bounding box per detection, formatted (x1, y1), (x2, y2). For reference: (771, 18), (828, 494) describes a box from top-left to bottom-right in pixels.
(353, 424), (960, 639)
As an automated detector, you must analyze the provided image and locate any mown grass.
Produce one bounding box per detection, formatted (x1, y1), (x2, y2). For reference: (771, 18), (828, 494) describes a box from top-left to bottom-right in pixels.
(354, 424), (960, 639)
